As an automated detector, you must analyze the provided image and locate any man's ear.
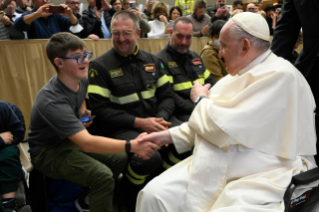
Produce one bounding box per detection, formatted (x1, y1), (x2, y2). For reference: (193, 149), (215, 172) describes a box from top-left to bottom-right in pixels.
(54, 58), (63, 68)
(169, 28), (173, 38)
(136, 28), (141, 39)
(241, 38), (250, 56)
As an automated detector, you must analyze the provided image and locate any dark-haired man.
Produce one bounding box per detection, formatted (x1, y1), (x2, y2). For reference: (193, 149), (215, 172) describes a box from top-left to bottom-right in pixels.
(206, 0), (230, 23)
(232, 0), (243, 11)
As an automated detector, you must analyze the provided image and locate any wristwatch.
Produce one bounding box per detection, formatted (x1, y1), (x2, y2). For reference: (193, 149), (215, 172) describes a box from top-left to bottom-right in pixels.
(125, 140), (131, 153)
(194, 95), (207, 105)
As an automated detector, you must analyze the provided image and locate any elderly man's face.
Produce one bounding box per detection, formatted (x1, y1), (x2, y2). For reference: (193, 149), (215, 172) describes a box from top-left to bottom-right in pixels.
(219, 22), (243, 76)
(112, 17), (141, 55)
(66, 0), (80, 13)
(170, 21), (193, 54)
(246, 3), (255, 12)
(216, 0), (226, 9)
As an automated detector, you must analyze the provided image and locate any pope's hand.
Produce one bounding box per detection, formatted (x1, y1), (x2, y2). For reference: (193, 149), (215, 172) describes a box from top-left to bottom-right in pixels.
(130, 139), (160, 160)
(190, 81), (211, 103)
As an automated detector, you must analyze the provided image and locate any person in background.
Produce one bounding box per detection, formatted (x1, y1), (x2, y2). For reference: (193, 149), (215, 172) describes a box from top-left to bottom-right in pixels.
(264, 3), (276, 35)
(66, 0), (100, 40)
(187, 0), (210, 37)
(174, 0), (193, 16)
(206, 0), (230, 23)
(14, 0), (32, 14)
(230, 9), (242, 17)
(289, 31), (303, 65)
(14, 0), (78, 39)
(232, 0), (242, 11)
(0, 101), (25, 212)
(246, 3), (256, 13)
(200, 20), (227, 82)
(122, 0), (151, 37)
(111, 0), (122, 11)
(0, 11), (25, 39)
(257, 10), (266, 18)
(147, 1), (169, 38)
(82, 0), (116, 39)
(256, 0), (263, 11)
(169, 6), (182, 21)
(3, 1), (27, 38)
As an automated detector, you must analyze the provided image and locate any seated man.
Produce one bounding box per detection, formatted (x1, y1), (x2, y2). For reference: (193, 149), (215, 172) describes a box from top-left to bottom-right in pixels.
(156, 17), (215, 122)
(0, 101), (25, 212)
(0, 12), (25, 40)
(14, 0), (78, 39)
(88, 10), (174, 211)
(26, 32), (158, 212)
(3, 1), (27, 39)
(82, 0), (116, 39)
(136, 12), (318, 212)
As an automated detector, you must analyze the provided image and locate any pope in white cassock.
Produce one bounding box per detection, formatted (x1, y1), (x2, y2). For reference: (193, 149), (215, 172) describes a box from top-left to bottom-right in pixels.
(135, 12), (318, 212)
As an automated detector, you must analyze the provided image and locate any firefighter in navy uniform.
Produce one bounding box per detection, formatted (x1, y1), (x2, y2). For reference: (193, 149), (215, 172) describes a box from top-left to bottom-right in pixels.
(88, 11), (175, 212)
(157, 17), (215, 123)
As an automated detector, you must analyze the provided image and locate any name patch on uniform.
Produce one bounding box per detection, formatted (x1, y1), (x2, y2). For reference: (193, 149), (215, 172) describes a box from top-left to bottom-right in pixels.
(168, 61), (178, 68)
(89, 68), (98, 78)
(144, 64), (156, 72)
(110, 68), (124, 78)
(192, 59), (202, 65)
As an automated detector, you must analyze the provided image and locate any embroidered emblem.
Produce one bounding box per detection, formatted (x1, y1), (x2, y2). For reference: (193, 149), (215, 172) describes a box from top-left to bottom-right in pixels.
(160, 63), (164, 69)
(146, 83), (156, 90)
(192, 59), (202, 65)
(109, 68), (124, 78)
(89, 68), (98, 78)
(168, 61), (178, 68)
(144, 64), (156, 72)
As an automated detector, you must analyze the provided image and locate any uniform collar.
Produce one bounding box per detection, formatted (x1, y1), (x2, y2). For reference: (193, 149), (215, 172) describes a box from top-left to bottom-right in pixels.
(238, 49), (272, 76)
(113, 45), (145, 61)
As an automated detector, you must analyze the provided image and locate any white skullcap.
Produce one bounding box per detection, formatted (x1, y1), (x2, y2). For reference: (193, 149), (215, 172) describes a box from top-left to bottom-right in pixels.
(231, 12), (270, 41)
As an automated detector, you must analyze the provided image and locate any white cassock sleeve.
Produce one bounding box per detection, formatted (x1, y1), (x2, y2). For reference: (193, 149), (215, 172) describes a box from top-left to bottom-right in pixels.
(169, 122), (195, 154)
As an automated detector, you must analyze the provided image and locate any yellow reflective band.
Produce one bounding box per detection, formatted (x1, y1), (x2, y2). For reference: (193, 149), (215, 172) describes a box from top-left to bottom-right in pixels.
(173, 81), (193, 91)
(141, 89), (156, 99)
(162, 160), (172, 170)
(111, 93), (139, 104)
(128, 164), (148, 179)
(125, 173), (146, 185)
(88, 85), (111, 98)
(168, 151), (181, 164)
(204, 69), (210, 79)
(193, 78), (205, 85)
(167, 75), (173, 84)
(157, 75), (169, 88)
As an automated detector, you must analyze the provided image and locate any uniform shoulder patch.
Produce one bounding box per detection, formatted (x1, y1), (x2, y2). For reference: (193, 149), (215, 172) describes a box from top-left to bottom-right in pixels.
(89, 68), (98, 78)
(144, 64), (156, 72)
(168, 61), (178, 68)
(109, 68), (124, 78)
(192, 59), (202, 65)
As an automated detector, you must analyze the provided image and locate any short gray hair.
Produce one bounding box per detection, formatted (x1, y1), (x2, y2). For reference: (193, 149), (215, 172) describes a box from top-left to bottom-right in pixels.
(228, 21), (270, 52)
(172, 17), (194, 31)
(111, 10), (140, 31)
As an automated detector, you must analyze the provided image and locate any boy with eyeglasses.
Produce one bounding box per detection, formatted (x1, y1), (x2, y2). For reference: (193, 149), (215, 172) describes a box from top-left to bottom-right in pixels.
(26, 32), (160, 212)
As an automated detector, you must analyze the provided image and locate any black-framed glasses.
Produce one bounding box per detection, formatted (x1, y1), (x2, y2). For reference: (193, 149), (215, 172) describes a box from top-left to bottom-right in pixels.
(112, 30), (134, 39)
(247, 8), (255, 11)
(60, 52), (93, 65)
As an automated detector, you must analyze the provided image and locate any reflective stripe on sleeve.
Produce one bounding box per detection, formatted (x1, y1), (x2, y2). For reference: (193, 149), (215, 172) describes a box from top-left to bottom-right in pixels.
(141, 89), (156, 99)
(157, 74), (170, 87)
(173, 81), (193, 91)
(111, 93), (139, 104)
(204, 69), (210, 79)
(88, 85), (111, 98)
(167, 75), (174, 84)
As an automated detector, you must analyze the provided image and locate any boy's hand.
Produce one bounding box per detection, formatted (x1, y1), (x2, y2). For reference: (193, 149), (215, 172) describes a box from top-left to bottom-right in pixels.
(0, 132), (13, 145)
(130, 139), (160, 160)
(80, 109), (93, 128)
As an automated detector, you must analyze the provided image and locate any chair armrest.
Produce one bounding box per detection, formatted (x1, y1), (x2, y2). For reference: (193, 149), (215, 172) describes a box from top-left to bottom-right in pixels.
(292, 167), (319, 185)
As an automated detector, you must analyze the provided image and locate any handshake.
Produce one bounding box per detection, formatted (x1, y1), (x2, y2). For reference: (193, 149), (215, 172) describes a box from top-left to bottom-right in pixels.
(130, 130), (172, 160)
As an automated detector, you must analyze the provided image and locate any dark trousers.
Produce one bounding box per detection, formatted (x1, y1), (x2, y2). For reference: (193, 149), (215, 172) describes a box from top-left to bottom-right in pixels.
(0, 145), (21, 195)
(31, 139), (128, 212)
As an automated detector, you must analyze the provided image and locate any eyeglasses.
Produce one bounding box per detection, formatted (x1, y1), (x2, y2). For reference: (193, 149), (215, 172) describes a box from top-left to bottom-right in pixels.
(247, 8), (255, 11)
(60, 52), (93, 65)
(67, 1), (80, 5)
(112, 30), (134, 39)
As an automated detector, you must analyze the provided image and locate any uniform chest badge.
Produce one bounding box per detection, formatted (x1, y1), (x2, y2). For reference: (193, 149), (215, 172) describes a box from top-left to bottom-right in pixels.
(197, 74), (204, 78)
(144, 64), (156, 72)
(110, 68), (124, 78)
(168, 61), (178, 68)
(192, 59), (202, 65)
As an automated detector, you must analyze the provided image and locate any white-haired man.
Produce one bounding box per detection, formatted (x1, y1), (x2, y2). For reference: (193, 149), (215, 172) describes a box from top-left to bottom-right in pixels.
(136, 12), (318, 212)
